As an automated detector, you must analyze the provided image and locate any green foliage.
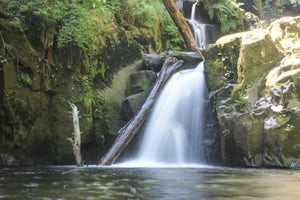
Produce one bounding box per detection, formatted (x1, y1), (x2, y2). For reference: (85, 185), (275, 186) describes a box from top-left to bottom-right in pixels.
(234, 91), (249, 111)
(9, 0), (68, 26)
(136, 4), (157, 28)
(80, 74), (95, 110)
(19, 72), (33, 87)
(57, 7), (96, 50)
(163, 24), (185, 51)
(237, 91), (248, 105)
(7, 1), (100, 51)
(207, 0), (243, 33)
(161, 11), (185, 51)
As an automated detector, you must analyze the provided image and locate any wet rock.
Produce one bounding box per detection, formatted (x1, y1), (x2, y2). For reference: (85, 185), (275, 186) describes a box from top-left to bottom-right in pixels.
(121, 70), (156, 120)
(205, 16), (300, 168)
(141, 54), (163, 72)
(0, 1), (166, 165)
(125, 70), (156, 96)
(121, 92), (148, 121)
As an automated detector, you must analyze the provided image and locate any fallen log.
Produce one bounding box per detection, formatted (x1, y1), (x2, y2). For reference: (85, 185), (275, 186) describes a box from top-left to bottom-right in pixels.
(99, 57), (184, 165)
(162, 0), (205, 60)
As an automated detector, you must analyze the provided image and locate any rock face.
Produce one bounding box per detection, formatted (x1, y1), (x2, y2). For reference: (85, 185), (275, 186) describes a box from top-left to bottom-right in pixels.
(121, 70), (157, 120)
(0, 1), (172, 166)
(205, 16), (300, 168)
(120, 51), (204, 121)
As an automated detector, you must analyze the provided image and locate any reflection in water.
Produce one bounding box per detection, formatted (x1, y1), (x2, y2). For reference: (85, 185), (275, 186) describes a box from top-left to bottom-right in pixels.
(1, 166), (300, 199)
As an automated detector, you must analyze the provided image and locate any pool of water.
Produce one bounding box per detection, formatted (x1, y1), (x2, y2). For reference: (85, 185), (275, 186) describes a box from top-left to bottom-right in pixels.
(1, 165), (300, 199)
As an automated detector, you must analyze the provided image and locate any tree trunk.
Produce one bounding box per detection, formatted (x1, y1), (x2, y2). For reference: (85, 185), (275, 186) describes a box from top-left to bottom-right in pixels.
(99, 57), (184, 165)
(162, 0), (205, 60)
(68, 103), (83, 167)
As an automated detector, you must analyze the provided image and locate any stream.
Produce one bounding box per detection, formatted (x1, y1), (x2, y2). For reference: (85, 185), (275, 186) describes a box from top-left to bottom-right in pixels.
(1, 166), (300, 199)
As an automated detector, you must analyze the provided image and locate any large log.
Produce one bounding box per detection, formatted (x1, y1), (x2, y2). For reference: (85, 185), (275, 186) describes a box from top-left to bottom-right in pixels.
(99, 57), (184, 165)
(162, 0), (205, 60)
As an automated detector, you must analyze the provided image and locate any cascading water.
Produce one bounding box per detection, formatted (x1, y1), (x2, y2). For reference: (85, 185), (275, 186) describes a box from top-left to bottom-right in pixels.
(132, 62), (207, 165)
(118, 0), (208, 166)
(189, 0), (206, 49)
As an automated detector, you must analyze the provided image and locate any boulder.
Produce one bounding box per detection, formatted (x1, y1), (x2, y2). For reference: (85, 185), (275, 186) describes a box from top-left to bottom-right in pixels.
(125, 70), (156, 96)
(141, 54), (163, 72)
(121, 92), (148, 120)
(121, 51), (202, 121)
(121, 70), (156, 120)
(205, 16), (300, 168)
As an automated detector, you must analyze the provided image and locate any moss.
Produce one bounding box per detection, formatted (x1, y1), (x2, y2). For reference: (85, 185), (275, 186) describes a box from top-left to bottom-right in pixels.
(205, 35), (241, 92)
(254, 0), (263, 15)
(19, 72), (33, 87)
(281, 111), (300, 158)
(0, 18), (39, 69)
(236, 33), (283, 89)
(0, 0), (197, 165)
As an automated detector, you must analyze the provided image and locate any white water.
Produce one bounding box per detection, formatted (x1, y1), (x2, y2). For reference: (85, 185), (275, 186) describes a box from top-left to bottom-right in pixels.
(123, 62), (206, 166)
(119, 1), (208, 167)
(189, 1), (206, 49)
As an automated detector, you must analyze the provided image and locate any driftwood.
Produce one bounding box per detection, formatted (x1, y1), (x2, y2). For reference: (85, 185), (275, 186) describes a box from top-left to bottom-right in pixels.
(162, 0), (205, 60)
(99, 57), (184, 165)
(67, 103), (83, 167)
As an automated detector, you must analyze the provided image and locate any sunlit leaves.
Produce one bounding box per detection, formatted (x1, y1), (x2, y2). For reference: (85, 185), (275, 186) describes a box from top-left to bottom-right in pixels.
(206, 0), (243, 33)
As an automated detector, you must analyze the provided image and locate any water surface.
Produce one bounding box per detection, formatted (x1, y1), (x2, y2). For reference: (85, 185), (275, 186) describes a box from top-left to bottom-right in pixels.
(1, 166), (300, 199)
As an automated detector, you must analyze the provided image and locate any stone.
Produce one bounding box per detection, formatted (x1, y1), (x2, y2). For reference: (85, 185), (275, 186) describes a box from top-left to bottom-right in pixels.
(0, 1), (167, 165)
(125, 70), (157, 96)
(141, 54), (163, 72)
(120, 69), (157, 121)
(205, 16), (300, 168)
(121, 92), (148, 120)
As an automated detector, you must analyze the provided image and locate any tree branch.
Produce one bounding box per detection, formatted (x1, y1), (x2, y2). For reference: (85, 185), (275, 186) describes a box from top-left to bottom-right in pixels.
(162, 0), (205, 60)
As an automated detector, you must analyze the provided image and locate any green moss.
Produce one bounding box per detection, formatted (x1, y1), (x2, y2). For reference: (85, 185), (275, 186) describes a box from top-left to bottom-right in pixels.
(254, 0), (263, 15)
(205, 52), (236, 91)
(237, 34), (283, 89)
(1, 0), (191, 164)
(19, 72), (33, 87)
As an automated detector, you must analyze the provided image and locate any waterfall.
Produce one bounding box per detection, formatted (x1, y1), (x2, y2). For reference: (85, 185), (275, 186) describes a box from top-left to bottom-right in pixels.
(118, 61), (207, 166)
(189, 1), (206, 49)
(117, 0), (209, 167)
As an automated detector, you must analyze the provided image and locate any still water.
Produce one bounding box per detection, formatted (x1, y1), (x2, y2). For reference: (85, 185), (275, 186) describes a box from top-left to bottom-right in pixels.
(1, 165), (300, 199)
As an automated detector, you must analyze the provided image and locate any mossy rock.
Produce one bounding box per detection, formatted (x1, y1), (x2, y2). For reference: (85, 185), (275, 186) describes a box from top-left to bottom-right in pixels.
(141, 54), (163, 72)
(205, 33), (242, 91)
(206, 16), (300, 168)
(221, 113), (265, 167)
(264, 110), (300, 168)
(235, 30), (284, 92)
(121, 92), (148, 120)
(125, 70), (156, 96)
(0, 18), (42, 90)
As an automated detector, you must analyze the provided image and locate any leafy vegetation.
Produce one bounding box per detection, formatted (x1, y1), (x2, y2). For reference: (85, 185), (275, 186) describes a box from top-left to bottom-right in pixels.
(57, 7), (97, 50)
(163, 24), (185, 51)
(19, 72), (33, 87)
(205, 0), (243, 33)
